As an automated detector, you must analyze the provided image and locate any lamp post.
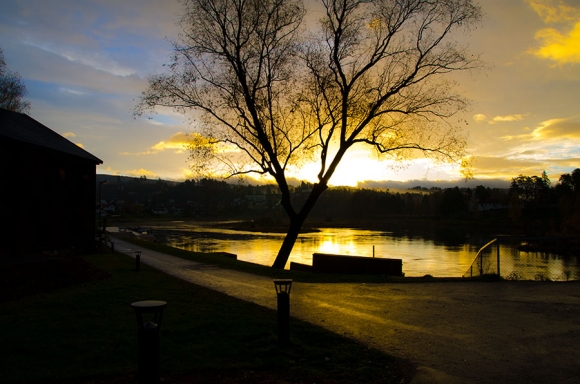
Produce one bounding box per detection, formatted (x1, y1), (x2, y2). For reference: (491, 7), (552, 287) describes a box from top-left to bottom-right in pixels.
(135, 250), (142, 271)
(98, 180), (108, 237)
(131, 300), (167, 384)
(274, 279), (292, 346)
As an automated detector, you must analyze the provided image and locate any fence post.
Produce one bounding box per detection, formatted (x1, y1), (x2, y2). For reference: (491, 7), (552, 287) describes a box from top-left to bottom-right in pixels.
(496, 240), (500, 277)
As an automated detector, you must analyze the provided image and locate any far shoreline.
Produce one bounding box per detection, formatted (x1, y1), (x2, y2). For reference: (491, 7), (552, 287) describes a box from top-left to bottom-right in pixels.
(106, 216), (580, 257)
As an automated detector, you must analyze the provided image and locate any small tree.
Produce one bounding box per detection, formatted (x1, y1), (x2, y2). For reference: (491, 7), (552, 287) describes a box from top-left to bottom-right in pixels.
(0, 47), (31, 113)
(137, 0), (483, 268)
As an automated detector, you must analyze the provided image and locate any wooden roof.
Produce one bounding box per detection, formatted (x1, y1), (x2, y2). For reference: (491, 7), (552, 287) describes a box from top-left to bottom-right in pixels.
(0, 108), (102, 164)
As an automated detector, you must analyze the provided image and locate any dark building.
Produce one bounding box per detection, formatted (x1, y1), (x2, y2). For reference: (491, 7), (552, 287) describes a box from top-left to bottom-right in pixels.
(0, 108), (103, 255)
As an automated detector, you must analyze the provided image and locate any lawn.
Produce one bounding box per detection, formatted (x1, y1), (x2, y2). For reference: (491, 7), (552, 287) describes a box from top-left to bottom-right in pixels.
(0, 250), (413, 383)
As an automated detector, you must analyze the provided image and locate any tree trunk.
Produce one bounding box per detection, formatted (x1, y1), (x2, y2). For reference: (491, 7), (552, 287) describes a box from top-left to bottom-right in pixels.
(271, 216), (306, 269)
(271, 183), (328, 269)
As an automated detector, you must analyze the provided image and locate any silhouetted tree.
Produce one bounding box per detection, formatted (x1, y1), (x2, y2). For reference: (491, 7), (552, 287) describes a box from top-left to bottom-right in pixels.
(509, 171), (551, 207)
(137, 0), (483, 268)
(558, 169), (580, 195)
(0, 47), (30, 113)
(556, 168), (580, 234)
(439, 187), (466, 218)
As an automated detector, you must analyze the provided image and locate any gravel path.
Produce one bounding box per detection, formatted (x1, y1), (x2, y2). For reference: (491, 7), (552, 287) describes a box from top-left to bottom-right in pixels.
(112, 237), (580, 384)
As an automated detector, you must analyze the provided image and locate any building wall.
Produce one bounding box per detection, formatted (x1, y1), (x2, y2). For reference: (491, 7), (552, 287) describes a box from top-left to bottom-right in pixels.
(1, 138), (97, 255)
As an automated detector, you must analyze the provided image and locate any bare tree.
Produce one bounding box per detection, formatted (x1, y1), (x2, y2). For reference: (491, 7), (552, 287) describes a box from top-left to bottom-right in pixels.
(0, 48), (31, 114)
(137, 0), (482, 269)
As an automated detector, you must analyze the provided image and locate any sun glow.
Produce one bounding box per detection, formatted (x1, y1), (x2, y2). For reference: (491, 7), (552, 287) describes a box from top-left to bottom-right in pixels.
(316, 234), (360, 255)
(289, 152), (464, 187)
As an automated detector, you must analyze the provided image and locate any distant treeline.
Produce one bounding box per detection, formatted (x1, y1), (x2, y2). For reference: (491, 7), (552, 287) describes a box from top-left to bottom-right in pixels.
(98, 168), (580, 236)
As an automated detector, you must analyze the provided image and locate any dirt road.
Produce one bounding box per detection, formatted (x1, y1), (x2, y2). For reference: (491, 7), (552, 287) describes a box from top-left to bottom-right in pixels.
(112, 237), (580, 384)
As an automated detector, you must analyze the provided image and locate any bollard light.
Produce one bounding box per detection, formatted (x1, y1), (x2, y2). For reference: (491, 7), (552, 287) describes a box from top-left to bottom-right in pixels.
(131, 300), (167, 384)
(135, 250), (141, 271)
(274, 279), (292, 346)
(274, 279), (293, 295)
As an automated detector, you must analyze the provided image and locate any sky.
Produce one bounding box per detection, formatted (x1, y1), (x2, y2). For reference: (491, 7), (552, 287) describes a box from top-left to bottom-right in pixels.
(1, 0), (579, 189)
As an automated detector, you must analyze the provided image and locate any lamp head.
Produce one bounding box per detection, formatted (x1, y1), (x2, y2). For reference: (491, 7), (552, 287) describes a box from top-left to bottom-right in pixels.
(273, 279), (293, 295)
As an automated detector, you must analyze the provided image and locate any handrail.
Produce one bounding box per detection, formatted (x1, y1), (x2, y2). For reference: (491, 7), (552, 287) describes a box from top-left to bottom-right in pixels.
(463, 238), (498, 278)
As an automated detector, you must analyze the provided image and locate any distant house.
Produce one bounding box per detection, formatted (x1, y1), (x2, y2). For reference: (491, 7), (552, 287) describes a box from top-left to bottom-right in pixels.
(0, 108), (103, 255)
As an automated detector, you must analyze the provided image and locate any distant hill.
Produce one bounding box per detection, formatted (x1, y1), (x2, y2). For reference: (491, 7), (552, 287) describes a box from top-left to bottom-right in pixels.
(96, 174), (180, 186)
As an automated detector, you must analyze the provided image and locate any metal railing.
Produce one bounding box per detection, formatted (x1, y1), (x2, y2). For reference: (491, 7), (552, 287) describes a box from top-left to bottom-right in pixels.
(463, 236), (580, 281)
(463, 238), (499, 278)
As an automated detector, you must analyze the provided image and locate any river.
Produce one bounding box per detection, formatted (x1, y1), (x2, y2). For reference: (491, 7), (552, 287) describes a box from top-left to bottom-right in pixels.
(118, 221), (580, 280)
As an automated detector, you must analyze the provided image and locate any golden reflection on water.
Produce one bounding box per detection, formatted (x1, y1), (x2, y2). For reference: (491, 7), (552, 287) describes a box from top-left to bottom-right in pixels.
(160, 224), (579, 279)
(164, 226), (481, 277)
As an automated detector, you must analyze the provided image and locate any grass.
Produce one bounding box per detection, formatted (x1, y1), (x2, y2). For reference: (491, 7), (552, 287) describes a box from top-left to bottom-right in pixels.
(1, 250), (414, 383)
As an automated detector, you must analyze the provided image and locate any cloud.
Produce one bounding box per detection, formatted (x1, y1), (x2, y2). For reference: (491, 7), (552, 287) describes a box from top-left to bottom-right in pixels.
(76, 142), (85, 149)
(527, 0), (580, 64)
(356, 178), (511, 190)
(118, 132), (192, 156)
(469, 115), (580, 181)
(150, 132), (191, 152)
(492, 117), (580, 174)
(126, 168), (159, 178)
(31, 42), (137, 77)
(0, 0), (183, 106)
(469, 155), (564, 181)
(5, 43), (148, 103)
(1, 0), (182, 75)
(62, 132), (76, 138)
(532, 23), (580, 63)
(472, 113), (527, 124)
(500, 117), (580, 142)
(520, 149), (548, 156)
(59, 87), (86, 96)
(531, 117), (580, 139)
(527, 0), (580, 23)
(490, 114), (528, 124)
(473, 114), (487, 123)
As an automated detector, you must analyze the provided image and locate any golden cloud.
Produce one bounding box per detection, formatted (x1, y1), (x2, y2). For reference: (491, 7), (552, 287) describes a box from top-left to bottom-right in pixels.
(127, 168), (158, 178)
(470, 155), (550, 179)
(531, 117), (580, 139)
(118, 132), (195, 156)
(527, 0), (580, 23)
(63, 132), (76, 138)
(498, 117), (580, 142)
(520, 149), (548, 156)
(151, 132), (191, 152)
(475, 156), (529, 168)
(490, 114), (527, 124)
(527, 0), (580, 64)
(76, 142), (85, 148)
(532, 23), (580, 63)
(472, 114), (487, 123)
(119, 150), (158, 156)
(473, 113), (527, 124)
(179, 167), (194, 180)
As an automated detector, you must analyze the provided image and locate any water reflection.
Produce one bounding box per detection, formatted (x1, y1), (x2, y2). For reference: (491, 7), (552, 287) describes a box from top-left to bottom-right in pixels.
(143, 222), (579, 279)
(470, 243), (580, 281)
(153, 223), (474, 277)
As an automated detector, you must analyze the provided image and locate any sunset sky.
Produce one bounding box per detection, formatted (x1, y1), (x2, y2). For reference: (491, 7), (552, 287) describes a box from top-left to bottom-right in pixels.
(1, 0), (579, 188)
